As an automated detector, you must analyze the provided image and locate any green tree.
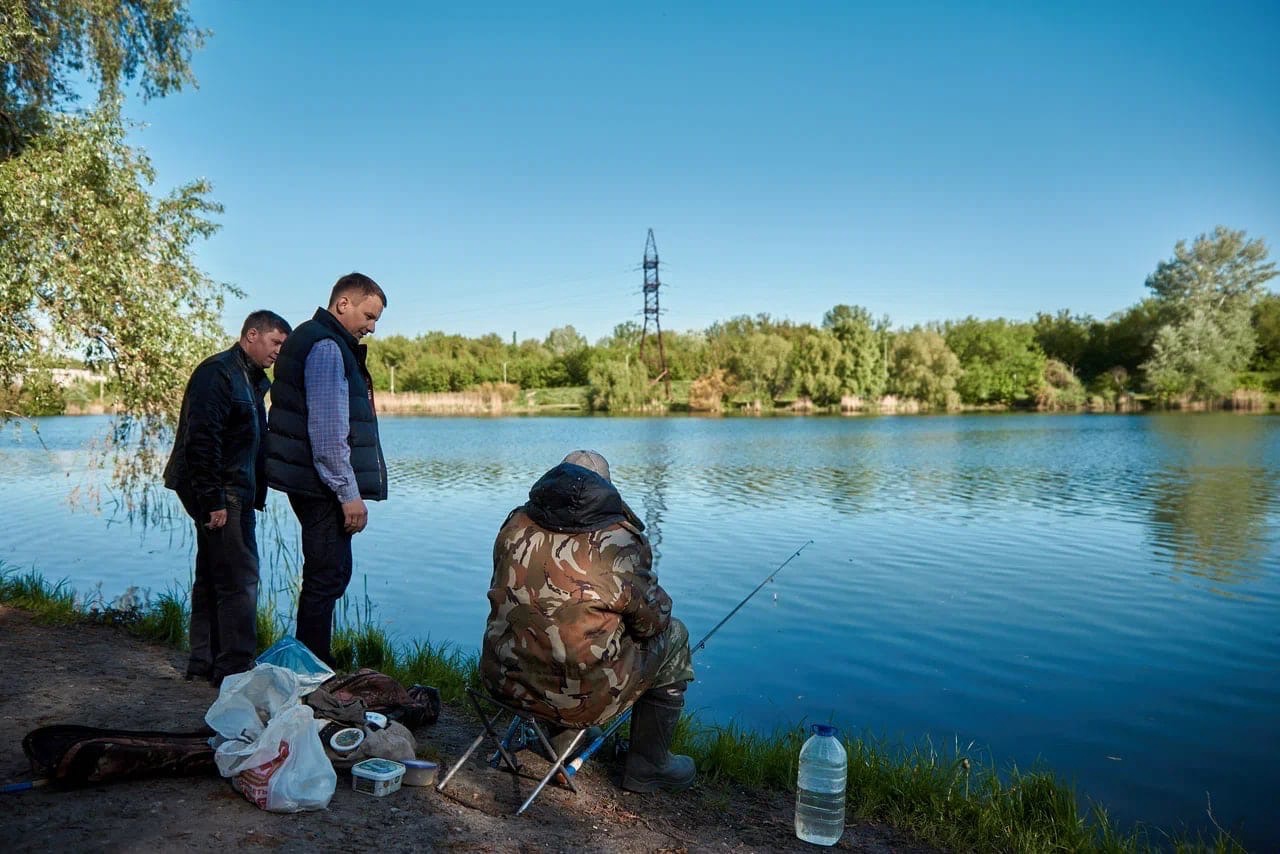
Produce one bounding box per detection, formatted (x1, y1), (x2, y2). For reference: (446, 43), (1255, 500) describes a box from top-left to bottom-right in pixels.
(10, 369), (66, 415)
(366, 334), (413, 391)
(1, 0), (204, 155)
(1032, 310), (1093, 376)
(944, 317), (1045, 406)
(727, 331), (793, 402)
(1145, 226), (1276, 313)
(1144, 306), (1255, 401)
(1082, 299), (1172, 384)
(823, 304), (887, 398)
(586, 359), (652, 412)
(1, 1), (224, 492)
(1141, 228), (1276, 401)
(598, 321), (641, 350)
(1035, 359), (1086, 410)
(542, 324), (592, 385)
(888, 327), (961, 410)
(790, 329), (844, 407)
(657, 329), (709, 381)
(1249, 291), (1280, 371)
(544, 324), (587, 356)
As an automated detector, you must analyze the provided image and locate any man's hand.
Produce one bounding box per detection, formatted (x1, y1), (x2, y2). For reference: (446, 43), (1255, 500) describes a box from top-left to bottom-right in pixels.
(205, 509), (228, 530)
(342, 498), (368, 534)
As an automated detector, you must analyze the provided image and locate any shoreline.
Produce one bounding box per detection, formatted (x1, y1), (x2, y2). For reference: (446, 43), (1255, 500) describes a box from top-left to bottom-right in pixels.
(0, 564), (1250, 853)
(3, 601), (927, 853)
(49, 396), (1280, 418)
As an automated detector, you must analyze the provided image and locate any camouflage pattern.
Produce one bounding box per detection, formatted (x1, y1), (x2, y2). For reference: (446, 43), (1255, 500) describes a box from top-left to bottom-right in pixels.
(481, 509), (694, 728)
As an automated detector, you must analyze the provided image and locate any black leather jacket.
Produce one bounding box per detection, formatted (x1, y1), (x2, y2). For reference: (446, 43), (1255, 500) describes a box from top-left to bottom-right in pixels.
(164, 344), (271, 514)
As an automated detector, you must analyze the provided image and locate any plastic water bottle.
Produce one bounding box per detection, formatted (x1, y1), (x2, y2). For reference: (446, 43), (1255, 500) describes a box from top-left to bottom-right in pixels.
(795, 723), (847, 846)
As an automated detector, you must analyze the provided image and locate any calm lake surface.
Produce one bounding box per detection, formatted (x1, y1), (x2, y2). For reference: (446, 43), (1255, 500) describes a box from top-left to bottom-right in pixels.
(2, 413), (1277, 847)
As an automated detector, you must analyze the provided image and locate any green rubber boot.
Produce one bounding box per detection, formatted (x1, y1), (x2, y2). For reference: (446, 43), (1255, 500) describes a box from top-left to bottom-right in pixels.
(621, 682), (696, 793)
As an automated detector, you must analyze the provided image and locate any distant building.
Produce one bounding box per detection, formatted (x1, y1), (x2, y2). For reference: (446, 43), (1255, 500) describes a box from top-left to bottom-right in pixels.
(13, 368), (105, 388)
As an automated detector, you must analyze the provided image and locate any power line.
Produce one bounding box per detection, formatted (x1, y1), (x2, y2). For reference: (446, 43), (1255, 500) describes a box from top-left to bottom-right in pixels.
(638, 228), (672, 398)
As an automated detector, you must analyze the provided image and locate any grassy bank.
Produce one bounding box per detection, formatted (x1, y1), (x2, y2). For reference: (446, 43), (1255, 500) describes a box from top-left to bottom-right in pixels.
(0, 564), (1247, 853)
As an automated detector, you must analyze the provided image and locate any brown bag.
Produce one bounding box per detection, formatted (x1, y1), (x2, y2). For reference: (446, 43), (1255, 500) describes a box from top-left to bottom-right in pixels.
(23, 724), (218, 788)
(317, 668), (440, 729)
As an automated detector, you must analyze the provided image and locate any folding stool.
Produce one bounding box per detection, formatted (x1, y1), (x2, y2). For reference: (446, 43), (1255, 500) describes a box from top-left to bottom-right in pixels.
(436, 687), (589, 815)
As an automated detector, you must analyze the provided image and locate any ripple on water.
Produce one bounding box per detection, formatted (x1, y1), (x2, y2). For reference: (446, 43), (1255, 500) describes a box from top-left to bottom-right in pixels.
(3, 414), (1278, 849)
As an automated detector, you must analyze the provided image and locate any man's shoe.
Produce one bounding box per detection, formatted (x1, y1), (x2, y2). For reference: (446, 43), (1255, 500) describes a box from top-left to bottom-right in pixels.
(184, 665), (211, 683)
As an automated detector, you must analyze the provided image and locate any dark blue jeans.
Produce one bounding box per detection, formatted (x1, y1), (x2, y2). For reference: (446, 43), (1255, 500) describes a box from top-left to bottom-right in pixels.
(180, 492), (260, 684)
(288, 494), (353, 668)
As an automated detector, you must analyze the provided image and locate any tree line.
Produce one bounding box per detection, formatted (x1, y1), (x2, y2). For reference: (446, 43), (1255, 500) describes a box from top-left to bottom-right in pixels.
(3, 4), (1278, 426)
(363, 226), (1279, 412)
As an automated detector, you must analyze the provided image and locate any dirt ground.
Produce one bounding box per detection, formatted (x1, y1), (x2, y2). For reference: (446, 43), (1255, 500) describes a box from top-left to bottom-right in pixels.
(0, 605), (939, 853)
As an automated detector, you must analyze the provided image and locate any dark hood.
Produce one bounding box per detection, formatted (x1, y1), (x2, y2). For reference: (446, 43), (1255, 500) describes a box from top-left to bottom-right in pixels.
(523, 463), (645, 534)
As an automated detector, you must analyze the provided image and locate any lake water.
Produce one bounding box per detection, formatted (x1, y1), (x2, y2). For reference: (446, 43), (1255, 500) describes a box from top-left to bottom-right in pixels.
(2, 413), (1277, 848)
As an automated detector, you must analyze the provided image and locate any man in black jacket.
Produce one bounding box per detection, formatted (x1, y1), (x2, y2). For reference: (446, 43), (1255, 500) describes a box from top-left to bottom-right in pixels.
(164, 310), (292, 686)
(266, 273), (388, 667)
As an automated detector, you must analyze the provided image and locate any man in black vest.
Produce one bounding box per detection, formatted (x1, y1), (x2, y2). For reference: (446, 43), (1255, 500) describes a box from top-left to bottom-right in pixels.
(266, 273), (389, 667)
(164, 310), (292, 687)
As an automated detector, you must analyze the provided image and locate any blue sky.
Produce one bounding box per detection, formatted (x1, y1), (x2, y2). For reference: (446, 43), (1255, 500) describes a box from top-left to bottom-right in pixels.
(126, 0), (1280, 343)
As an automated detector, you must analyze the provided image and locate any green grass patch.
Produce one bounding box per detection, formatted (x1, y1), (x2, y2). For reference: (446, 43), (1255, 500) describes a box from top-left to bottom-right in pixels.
(329, 622), (479, 705)
(0, 565), (78, 624)
(120, 589), (190, 647)
(518, 385), (588, 409)
(672, 722), (1245, 853)
(0, 562), (1247, 852)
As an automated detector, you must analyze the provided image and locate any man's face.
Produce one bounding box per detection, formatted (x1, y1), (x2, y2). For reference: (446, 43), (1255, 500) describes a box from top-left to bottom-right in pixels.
(334, 294), (385, 339)
(242, 328), (289, 368)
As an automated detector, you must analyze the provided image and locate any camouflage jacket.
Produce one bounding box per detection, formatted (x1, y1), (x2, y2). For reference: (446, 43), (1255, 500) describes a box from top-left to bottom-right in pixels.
(480, 464), (674, 727)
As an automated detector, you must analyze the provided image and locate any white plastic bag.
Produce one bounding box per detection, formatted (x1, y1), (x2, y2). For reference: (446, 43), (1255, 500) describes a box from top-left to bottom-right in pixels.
(216, 704), (335, 812)
(206, 664), (305, 744)
(206, 664), (336, 812)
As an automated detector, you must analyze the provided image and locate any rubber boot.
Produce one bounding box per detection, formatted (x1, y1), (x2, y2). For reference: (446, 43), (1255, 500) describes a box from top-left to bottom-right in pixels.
(621, 682), (696, 793)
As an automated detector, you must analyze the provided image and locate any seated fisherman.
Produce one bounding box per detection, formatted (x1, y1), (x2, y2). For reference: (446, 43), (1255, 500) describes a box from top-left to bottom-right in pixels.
(480, 450), (696, 793)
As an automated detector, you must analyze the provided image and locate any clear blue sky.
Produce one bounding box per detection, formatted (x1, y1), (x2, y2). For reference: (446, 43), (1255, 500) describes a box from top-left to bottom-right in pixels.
(126, 0), (1280, 343)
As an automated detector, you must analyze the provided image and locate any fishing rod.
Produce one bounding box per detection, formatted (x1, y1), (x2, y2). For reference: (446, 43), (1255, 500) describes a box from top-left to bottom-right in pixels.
(561, 538), (814, 778)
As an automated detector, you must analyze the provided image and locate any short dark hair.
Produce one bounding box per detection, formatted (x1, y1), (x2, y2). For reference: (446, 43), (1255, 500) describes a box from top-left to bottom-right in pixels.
(328, 272), (388, 309)
(240, 310), (293, 338)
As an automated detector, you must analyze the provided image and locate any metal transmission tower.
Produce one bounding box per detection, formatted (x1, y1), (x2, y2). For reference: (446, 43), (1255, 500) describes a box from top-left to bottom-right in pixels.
(638, 228), (671, 397)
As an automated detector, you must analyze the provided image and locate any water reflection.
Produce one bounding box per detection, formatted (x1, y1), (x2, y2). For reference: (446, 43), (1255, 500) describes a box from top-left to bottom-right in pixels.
(632, 456), (670, 562)
(3, 414), (1279, 848)
(35, 415), (1279, 602)
(1145, 417), (1276, 591)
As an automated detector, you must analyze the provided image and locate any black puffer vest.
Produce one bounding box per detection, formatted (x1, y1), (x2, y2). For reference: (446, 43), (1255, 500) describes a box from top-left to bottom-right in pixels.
(265, 308), (388, 500)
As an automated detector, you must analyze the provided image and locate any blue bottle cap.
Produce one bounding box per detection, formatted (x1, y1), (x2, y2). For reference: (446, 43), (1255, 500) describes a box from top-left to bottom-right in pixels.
(812, 723), (838, 737)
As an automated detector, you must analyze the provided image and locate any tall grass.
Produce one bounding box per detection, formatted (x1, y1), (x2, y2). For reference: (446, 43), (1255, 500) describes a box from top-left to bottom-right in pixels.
(378, 387), (516, 415)
(0, 561), (1247, 853)
(673, 721), (1246, 853)
(0, 561), (479, 704)
(0, 566), (78, 624)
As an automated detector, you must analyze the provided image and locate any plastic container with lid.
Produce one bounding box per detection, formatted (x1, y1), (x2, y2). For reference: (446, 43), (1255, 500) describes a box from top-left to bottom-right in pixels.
(328, 726), (365, 753)
(400, 758), (438, 787)
(351, 758), (405, 797)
